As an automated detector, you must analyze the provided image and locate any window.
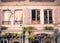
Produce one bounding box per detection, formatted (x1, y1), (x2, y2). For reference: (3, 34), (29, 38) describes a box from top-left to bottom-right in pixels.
(44, 9), (53, 24)
(2, 9), (23, 25)
(1, 39), (8, 43)
(2, 10), (11, 25)
(30, 0), (54, 2)
(1, 0), (25, 2)
(1, 40), (3, 43)
(14, 9), (23, 25)
(31, 9), (40, 24)
(4, 40), (7, 43)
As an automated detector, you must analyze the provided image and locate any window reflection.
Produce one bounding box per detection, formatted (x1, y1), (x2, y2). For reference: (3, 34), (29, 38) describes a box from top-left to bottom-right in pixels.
(32, 9), (40, 24)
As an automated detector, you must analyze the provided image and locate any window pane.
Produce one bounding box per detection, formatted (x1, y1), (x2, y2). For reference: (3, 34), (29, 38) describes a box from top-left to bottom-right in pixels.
(14, 10), (23, 24)
(2, 10), (11, 24)
(3, 10), (11, 21)
(44, 10), (53, 24)
(4, 40), (7, 43)
(32, 10), (36, 20)
(44, 10), (48, 24)
(1, 40), (3, 43)
(32, 9), (40, 24)
(49, 10), (52, 24)
(37, 10), (40, 24)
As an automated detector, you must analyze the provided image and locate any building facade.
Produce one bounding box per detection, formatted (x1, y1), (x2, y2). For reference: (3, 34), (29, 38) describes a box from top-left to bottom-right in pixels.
(0, 0), (60, 43)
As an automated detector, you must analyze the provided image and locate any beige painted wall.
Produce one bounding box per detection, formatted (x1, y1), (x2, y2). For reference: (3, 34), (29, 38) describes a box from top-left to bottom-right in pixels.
(0, 6), (60, 32)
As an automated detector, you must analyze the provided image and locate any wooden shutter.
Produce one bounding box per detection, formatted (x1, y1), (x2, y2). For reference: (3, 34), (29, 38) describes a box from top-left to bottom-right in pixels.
(23, 9), (28, 24)
(58, 8), (60, 24)
(0, 9), (2, 25)
(23, 8), (31, 25)
(26, 8), (31, 25)
(54, 8), (59, 24)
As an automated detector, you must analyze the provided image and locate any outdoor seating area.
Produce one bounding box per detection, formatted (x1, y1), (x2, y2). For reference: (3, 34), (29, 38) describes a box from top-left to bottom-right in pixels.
(0, 32), (57, 43)
(31, 33), (54, 43)
(0, 33), (22, 43)
(0, 26), (60, 43)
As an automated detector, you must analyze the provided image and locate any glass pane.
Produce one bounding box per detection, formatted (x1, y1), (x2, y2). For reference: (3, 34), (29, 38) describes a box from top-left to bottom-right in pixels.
(32, 9), (40, 24)
(32, 10), (36, 20)
(15, 10), (23, 21)
(44, 10), (48, 24)
(14, 10), (23, 24)
(4, 40), (7, 43)
(37, 10), (40, 24)
(3, 10), (11, 21)
(3, 10), (11, 24)
(32, 10), (36, 24)
(49, 10), (52, 24)
(1, 40), (3, 43)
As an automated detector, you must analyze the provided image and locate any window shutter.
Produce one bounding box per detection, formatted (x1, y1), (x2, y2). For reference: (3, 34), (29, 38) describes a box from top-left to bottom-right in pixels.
(58, 9), (60, 24)
(0, 9), (2, 25)
(27, 8), (31, 25)
(54, 8), (59, 24)
(23, 9), (31, 25)
(23, 9), (28, 24)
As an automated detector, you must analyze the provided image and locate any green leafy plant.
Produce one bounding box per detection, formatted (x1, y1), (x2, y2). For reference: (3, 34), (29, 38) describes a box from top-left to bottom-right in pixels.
(22, 26), (36, 43)
(0, 26), (8, 38)
(44, 26), (54, 30)
(1, 26), (8, 30)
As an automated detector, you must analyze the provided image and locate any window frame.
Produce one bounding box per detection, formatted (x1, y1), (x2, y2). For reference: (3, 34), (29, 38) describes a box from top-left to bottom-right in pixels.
(2, 9), (11, 25)
(14, 9), (23, 25)
(31, 9), (40, 24)
(44, 9), (53, 24)
(0, 39), (8, 43)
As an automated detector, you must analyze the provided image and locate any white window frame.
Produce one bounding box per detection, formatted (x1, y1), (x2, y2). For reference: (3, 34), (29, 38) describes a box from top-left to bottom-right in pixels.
(44, 9), (53, 24)
(14, 9), (23, 25)
(0, 39), (8, 43)
(2, 10), (11, 25)
(31, 9), (40, 24)
(2, 9), (23, 25)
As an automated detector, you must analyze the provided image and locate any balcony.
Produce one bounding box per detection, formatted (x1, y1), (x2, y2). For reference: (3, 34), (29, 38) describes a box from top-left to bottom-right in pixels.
(2, 21), (11, 25)
(14, 20), (23, 25)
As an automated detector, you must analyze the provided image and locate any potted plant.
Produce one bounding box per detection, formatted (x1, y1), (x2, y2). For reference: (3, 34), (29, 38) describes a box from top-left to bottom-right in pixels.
(22, 27), (27, 43)
(25, 26), (36, 43)
(44, 26), (54, 30)
(0, 26), (8, 39)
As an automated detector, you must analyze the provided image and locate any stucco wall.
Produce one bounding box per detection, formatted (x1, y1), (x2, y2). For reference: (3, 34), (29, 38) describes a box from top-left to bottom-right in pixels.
(0, 6), (59, 25)
(0, 0), (60, 6)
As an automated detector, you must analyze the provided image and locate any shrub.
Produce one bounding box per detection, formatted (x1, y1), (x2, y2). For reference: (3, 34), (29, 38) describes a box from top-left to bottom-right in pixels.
(44, 26), (54, 30)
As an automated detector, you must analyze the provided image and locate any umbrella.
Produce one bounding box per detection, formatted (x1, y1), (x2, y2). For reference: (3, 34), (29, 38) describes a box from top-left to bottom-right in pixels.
(14, 41), (19, 43)
(34, 33), (48, 39)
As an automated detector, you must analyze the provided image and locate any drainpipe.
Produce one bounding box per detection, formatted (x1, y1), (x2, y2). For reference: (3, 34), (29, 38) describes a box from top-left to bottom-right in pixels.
(54, 29), (58, 43)
(0, 27), (1, 43)
(23, 27), (26, 43)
